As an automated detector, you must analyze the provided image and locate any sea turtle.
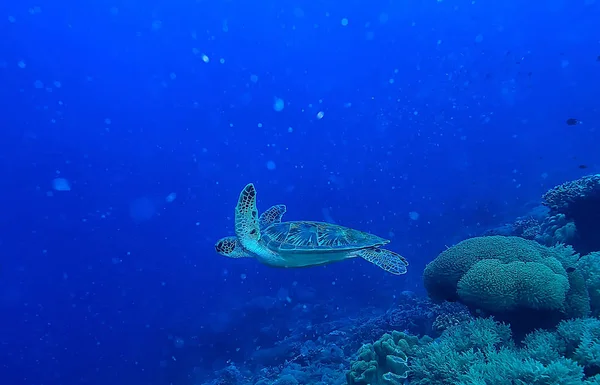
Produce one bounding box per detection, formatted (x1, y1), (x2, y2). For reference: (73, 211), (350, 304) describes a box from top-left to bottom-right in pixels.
(214, 183), (408, 275)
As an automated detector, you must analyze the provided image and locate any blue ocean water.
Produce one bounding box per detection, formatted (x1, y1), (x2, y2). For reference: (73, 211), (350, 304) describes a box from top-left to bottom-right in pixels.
(1, 0), (599, 384)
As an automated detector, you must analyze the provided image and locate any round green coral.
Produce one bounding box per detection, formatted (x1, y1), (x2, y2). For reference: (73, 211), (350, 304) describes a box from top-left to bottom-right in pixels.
(423, 236), (566, 302)
(423, 235), (584, 319)
(457, 259), (569, 312)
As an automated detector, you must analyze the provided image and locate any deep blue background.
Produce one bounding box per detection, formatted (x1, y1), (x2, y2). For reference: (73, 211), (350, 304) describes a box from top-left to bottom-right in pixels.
(1, 0), (599, 384)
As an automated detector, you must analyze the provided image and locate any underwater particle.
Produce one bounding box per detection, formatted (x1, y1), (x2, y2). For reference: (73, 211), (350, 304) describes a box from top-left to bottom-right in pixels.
(579, 164), (588, 169)
(192, 47), (199, 55)
(34, 80), (44, 88)
(293, 7), (304, 17)
(110, 7), (118, 15)
(165, 192), (177, 203)
(475, 34), (484, 43)
(52, 178), (71, 191)
(29, 6), (41, 14)
(287, 127), (293, 133)
(104, 118), (111, 125)
(201, 54), (209, 63)
(17, 60), (26, 68)
(169, 72), (176, 80)
(561, 59), (569, 68)
(219, 58), (225, 64)
(566, 118), (580, 125)
(341, 18), (348, 26)
(173, 337), (185, 348)
(408, 211), (420, 220)
(316, 111), (324, 119)
(379, 13), (389, 23)
(8, 16), (16, 23)
(240, 273), (247, 280)
(257, 123), (263, 128)
(273, 97), (284, 111)
(266, 160), (276, 170)
(250, 74), (258, 83)
(152, 20), (162, 30)
(53, 81), (62, 88)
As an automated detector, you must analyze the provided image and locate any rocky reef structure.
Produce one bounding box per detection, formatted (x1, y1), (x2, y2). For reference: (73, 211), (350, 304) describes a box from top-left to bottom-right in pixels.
(542, 175), (600, 254)
(483, 175), (600, 253)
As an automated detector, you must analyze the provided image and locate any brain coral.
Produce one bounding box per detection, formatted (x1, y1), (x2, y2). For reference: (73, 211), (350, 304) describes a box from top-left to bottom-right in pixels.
(423, 236), (578, 314)
(457, 259), (569, 312)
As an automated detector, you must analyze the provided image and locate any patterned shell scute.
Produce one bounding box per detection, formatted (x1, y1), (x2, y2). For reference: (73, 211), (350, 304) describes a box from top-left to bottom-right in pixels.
(261, 221), (389, 252)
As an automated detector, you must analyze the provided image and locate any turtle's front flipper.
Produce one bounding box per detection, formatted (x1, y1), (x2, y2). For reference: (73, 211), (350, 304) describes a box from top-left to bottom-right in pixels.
(259, 204), (287, 229)
(357, 248), (408, 275)
(235, 183), (261, 243)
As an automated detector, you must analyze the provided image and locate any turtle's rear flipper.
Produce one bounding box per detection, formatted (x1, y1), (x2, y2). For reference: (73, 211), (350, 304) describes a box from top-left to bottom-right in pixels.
(357, 248), (408, 275)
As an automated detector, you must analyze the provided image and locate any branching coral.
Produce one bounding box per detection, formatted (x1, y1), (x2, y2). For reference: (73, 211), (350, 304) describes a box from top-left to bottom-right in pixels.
(578, 252), (600, 316)
(347, 318), (600, 385)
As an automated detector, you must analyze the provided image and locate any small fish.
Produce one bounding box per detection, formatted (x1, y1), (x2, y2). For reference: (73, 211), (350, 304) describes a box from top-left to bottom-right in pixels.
(579, 164), (588, 169)
(566, 267), (576, 273)
(566, 118), (580, 126)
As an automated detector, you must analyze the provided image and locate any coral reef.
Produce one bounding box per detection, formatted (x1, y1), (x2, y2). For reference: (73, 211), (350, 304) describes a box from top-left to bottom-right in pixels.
(346, 331), (419, 385)
(343, 317), (600, 385)
(542, 175), (600, 254)
(197, 175), (600, 385)
(409, 317), (600, 385)
(576, 252), (600, 316)
(423, 235), (587, 334)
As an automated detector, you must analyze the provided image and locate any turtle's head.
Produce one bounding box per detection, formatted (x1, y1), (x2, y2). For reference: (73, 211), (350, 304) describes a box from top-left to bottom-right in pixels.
(215, 236), (250, 259)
